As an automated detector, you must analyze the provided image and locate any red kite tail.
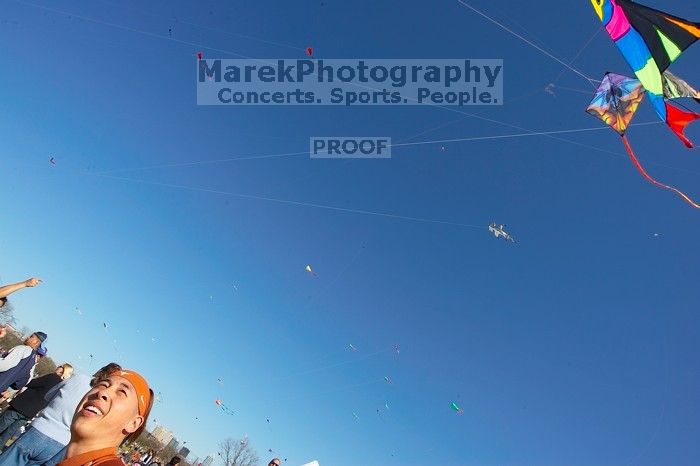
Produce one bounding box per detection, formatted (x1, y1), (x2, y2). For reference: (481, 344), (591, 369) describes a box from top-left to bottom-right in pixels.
(665, 101), (700, 148)
(621, 135), (700, 209)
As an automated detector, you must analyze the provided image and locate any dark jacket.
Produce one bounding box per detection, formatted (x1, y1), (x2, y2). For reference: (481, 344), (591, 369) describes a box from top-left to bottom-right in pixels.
(10, 372), (62, 418)
(0, 346), (37, 393)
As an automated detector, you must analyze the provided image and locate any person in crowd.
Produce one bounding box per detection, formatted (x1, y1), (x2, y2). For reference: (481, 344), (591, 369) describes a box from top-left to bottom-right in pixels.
(140, 449), (155, 465)
(55, 368), (153, 466)
(0, 278), (42, 339)
(165, 457), (180, 466)
(0, 364), (73, 447)
(0, 332), (47, 394)
(268, 459), (281, 466)
(0, 278), (42, 310)
(0, 363), (121, 466)
(129, 452), (142, 466)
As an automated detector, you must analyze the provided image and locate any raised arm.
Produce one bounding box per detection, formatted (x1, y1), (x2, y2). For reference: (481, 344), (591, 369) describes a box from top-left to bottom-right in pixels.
(0, 278), (42, 300)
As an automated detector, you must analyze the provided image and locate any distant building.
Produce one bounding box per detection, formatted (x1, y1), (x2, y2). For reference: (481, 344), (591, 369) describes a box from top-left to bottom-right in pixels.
(202, 456), (214, 466)
(166, 438), (179, 452)
(178, 447), (190, 459)
(152, 425), (174, 447)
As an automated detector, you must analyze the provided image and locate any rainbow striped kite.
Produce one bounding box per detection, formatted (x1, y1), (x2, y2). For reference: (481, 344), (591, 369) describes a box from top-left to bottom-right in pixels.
(591, 0), (700, 147)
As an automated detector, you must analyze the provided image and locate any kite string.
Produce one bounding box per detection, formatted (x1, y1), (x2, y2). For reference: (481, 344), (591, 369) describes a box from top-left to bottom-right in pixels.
(96, 123), (660, 174)
(550, 26), (604, 86)
(455, 0), (599, 86)
(93, 172), (486, 229)
(621, 135), (700, 209)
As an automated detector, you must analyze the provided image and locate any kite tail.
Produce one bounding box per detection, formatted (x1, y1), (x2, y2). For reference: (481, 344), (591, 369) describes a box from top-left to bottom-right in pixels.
(665, 101), (700, 148)
(621, 135), (700, 209)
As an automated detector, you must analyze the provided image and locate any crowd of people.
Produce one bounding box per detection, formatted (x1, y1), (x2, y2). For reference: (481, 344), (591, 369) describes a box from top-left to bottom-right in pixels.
(1, 278), (284, 466)
(0, 278), (154, 466)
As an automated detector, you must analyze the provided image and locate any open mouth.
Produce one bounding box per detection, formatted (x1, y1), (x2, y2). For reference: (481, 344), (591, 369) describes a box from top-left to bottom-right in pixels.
(81, 403), (105, 417)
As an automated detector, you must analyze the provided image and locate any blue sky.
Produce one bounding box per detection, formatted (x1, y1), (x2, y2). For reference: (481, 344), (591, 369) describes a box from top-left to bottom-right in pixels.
(1, 0), (700, 465)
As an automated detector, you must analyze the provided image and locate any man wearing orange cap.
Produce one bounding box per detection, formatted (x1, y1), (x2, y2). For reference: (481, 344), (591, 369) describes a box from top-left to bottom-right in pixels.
(56, 369), (153, 466)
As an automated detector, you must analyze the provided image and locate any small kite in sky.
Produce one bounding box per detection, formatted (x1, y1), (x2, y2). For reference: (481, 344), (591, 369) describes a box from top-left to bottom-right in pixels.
(306, 47), (314, 57)
(451, 402), (464, 415)
(352, 412), (359, 420)
(49, 157), (56, 165)
(215, 399), (234, 415)
(75, 307), (82, 315)
(217, 377), (224, 386)
(384, 376), (393, 385)
(385, 402), (390, 411)
(544, 83), (556, 96)
(103, 322), (107, 329)
(393, 344), (400, 355)
(304, 265), (316, 277)
(440, 146), (447, 152)
(197, 51), (203, 60)
(488, 223), (516, 243)
(348, 344), (357, 352)
(168, 27), (172, 37)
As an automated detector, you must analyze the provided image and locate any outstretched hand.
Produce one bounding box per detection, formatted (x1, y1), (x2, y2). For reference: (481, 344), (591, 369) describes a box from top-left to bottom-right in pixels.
(24, 278), (42, 287)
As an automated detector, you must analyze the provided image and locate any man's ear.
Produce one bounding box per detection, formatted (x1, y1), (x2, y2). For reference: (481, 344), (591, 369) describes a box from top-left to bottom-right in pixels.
(124, 415), (145, 435)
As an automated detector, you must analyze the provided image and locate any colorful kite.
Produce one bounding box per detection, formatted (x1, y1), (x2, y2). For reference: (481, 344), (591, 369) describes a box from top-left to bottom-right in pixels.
(586, 72), (700, 208)
(591, 0), (700, 147)
(663, 71), (700, 101)
(451, 402), (464, 415)
(215, 399), (234, 415)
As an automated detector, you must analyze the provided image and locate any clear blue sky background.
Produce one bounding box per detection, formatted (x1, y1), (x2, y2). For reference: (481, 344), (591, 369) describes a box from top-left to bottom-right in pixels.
(1, 0), (700, 465)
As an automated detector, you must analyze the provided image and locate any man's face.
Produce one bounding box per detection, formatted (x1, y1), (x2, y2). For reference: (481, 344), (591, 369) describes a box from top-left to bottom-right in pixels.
(269, 460), (281, 466)
(71, 374), (144, 446)
(24, 335), (40, 349)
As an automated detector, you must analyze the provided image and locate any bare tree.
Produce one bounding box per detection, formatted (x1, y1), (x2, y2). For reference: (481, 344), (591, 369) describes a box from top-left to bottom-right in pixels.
(218, 438), (259, 466)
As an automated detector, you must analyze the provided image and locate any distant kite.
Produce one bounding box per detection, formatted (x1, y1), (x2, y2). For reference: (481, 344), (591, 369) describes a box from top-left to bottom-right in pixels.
(304, 265), (317, 277)
(215, 399), (234, 415)
(306, 47), (314, 57)
(451, 402), (464, 415)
